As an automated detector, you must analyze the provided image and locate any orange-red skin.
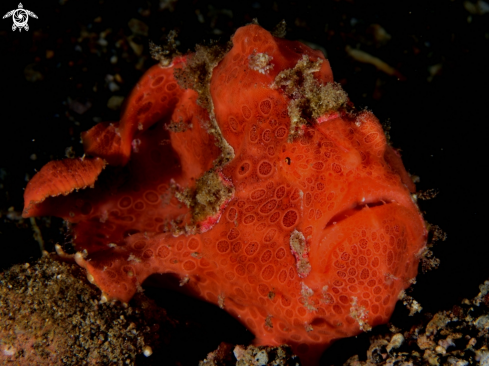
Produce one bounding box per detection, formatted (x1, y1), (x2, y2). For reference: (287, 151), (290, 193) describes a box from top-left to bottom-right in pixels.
(23, 25), (426, 365)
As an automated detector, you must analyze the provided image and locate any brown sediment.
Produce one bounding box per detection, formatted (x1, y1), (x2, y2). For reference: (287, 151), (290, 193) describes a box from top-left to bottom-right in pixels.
(199, 343), (300, 366)
(0, 255), (174, 366)
(344, 279), (489, 366)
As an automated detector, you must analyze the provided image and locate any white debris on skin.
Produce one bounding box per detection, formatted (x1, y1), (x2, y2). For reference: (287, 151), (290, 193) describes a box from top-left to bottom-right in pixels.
(304, 323), (313, 332)
(300, 282), (317, 312)
(321, 285), (334, 304)
(350, 296), (372, 332)
(218, 293), (225, 309)
(127, 253), (142, 263)
(179, 275), (189, 286)
(289, 230), (311, 278)
(248, 51), (274, 74)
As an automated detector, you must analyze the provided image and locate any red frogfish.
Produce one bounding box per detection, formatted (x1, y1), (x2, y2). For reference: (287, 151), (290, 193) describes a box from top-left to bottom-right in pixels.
(23, 24), (427, 365)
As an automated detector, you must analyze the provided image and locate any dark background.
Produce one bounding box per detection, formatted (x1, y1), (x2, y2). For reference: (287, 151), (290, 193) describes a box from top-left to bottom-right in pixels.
(1, 0), (488, 364)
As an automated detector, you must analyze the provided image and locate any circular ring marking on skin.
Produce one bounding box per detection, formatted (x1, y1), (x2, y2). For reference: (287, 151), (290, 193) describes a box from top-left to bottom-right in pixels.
(282, 210), (299, 228)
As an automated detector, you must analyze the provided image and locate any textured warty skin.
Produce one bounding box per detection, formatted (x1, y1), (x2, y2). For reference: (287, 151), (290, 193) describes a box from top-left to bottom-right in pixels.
(23, 24), (426, 365)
